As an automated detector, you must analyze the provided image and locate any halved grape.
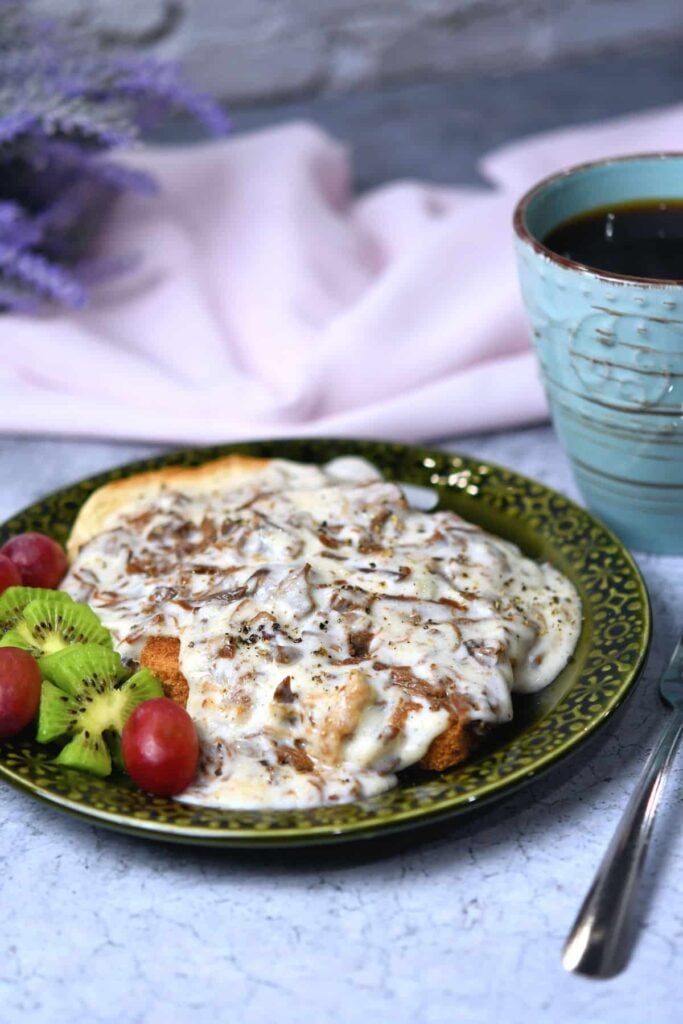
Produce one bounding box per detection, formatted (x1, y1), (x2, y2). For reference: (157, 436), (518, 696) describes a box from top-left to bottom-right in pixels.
(0, 555), (21, 596)
(0, 647), (41, 738)
(122, 698), (199, 796)
(1, 533), (68, 590)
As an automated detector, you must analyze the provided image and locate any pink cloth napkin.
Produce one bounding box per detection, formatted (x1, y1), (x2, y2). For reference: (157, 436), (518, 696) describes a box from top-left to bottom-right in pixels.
(2, 103), (682, 444)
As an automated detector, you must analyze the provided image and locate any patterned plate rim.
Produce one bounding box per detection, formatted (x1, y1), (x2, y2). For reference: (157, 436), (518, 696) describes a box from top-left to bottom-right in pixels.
(0, 437), (651, 846)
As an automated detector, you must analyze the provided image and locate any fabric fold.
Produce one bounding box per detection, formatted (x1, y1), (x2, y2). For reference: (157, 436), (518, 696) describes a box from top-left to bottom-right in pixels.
(1, 105), (681, 444)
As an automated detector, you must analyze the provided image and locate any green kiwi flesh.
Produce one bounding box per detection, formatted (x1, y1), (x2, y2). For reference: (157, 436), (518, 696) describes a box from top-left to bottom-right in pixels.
(37, 644), (163, 777)
(0, 586), (52, 633)
(0, 591), (112, 656)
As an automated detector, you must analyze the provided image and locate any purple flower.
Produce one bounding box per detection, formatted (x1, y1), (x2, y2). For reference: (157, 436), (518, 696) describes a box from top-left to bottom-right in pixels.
(0, 0), (228, 312)
(0, 201), (44, 248)
(0, 111), (36, 145)
(39, 139), (159, 196)
(110, 58), (232, 136)
(0, 240), (87, 307)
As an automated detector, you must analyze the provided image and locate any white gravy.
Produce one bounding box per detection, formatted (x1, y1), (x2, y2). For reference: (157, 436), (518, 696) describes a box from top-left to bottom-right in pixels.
(62, 458), (581, 809)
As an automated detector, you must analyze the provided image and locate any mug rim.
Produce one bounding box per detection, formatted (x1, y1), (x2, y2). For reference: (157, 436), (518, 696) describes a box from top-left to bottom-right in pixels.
(513, 151), (683, 286)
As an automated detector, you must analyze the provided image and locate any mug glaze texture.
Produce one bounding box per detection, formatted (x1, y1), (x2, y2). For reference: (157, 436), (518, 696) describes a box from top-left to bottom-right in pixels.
(514, 154), (683, 554)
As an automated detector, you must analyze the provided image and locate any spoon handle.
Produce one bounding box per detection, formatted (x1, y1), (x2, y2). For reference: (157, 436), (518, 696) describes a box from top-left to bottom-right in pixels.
(562, 708), (683, 978)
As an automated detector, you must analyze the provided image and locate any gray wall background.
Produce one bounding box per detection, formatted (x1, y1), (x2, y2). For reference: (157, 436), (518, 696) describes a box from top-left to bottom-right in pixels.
(35, 0), (683, 102)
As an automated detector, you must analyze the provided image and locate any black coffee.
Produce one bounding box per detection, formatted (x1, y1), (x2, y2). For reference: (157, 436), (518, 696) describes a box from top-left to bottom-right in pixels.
(542, 199), (683, 280)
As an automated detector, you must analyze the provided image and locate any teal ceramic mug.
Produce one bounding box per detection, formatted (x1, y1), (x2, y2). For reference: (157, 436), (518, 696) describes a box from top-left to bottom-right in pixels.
(514, 153), (683, 554)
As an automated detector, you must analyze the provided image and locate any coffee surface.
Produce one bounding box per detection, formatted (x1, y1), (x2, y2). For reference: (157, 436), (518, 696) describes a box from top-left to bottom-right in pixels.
(543, 199), (683, 280)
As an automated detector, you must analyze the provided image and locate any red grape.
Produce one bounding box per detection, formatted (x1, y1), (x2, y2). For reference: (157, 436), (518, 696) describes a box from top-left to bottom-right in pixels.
(0, 554), (21, 595)
(0, 532), (68, 589)
(122, 698), (199, 796)
(0, 648), (42, 739)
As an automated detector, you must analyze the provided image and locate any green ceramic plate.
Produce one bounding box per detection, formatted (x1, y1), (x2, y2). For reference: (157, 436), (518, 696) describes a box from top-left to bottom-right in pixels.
(0, 439), (651, 847)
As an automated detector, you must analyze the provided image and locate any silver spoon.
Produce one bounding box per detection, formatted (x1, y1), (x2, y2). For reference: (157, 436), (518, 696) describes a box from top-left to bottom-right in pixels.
(563, 631), (683, 978)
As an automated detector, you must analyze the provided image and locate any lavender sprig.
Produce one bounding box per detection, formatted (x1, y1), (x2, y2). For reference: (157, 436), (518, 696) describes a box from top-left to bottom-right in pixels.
(0, 0), (228, 311)
(0, 239), (87, 307)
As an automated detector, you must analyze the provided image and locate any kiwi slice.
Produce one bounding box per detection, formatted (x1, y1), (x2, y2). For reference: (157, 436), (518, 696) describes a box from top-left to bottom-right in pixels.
(39, 642), (124, 695)
(0, 591), (112, 656)
(0, 586), (47, 635)
(37, 644), (163, 777)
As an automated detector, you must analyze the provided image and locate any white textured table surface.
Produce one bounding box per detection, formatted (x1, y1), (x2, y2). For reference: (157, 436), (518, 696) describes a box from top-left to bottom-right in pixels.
(0, 425), (682, 1024)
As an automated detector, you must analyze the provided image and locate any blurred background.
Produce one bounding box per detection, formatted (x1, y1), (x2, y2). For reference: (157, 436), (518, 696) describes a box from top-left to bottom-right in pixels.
(30, 0), (683, 104)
